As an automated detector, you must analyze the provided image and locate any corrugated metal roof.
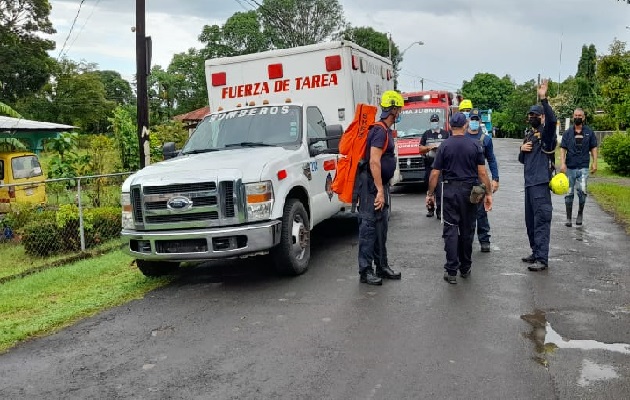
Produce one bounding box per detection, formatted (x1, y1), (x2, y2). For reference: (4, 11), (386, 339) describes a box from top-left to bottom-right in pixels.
(0, 116), (75, 132)
(173, 106), (211, 122)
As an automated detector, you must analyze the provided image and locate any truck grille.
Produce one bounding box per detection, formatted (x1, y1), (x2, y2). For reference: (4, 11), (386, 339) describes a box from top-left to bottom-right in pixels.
(399, 157), (424, 170)
(131, 180), (242, 229)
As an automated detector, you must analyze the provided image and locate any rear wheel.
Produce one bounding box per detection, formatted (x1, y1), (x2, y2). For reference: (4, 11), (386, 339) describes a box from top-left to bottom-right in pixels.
(271, 199), (310, 276)
(136, 260), (180, 277)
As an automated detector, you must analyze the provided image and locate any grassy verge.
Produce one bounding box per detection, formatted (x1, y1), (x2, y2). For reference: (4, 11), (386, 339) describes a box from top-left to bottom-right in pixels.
(0, 238), (126, 282)
(0, 250), (171, 353)
(589, 183), (630, 234)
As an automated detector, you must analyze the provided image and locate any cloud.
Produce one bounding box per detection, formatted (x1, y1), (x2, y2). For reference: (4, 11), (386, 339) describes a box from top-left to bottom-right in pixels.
(48, 0), (630, 93)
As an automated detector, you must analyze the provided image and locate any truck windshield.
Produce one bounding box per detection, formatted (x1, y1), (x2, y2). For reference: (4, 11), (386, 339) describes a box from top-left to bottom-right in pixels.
(396, 109), (446, 138)
(182, 105), (302, 154)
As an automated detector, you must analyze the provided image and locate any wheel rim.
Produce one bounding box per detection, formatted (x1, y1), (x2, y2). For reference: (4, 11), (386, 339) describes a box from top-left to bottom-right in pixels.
(290, 214), (308, 261)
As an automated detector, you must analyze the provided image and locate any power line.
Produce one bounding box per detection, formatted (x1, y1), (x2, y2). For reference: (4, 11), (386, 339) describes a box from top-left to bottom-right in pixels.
(57, 0), (87, 60)
(63, 0), (103, 59)
(234, 0), (253, 11)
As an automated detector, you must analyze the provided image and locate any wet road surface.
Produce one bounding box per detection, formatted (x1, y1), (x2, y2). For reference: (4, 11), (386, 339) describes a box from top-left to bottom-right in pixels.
(1, 139), (629, 399)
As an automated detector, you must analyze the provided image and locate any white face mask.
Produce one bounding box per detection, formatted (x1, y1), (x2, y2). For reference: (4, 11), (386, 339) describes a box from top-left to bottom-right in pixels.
(430, 121), (439, 130)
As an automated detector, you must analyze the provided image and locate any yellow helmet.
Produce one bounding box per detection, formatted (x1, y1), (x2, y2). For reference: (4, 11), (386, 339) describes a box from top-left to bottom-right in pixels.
(550, 172), (569, 195)
(380, 90), (405, 108)
(459, 99), (473, 111)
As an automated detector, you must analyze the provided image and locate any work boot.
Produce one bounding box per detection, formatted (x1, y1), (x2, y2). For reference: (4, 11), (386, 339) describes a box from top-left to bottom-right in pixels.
(521, 254), (536, 264)
(528, 261), (548, 272)
(565, 204), (573, 227)
(360, 270), (382, 285)
(576, 204), (584, 226)
(480, 242), (491, 252)
(376, 265), (402, 280)
(443, 271), (457, 284)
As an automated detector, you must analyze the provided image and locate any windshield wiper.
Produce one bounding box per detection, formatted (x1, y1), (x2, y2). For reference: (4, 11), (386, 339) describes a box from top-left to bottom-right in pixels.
(182, 148), (220, 155)
(224, 142), (277, 148)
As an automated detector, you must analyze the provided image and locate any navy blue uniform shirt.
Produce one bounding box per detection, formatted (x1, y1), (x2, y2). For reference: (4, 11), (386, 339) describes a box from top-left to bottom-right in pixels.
(560, 125), (597, 169)
(366, 122), (396, 182)
(432, 135), (485, 184)
(465, 131), (499, 181)
(519, 99), (557, 187)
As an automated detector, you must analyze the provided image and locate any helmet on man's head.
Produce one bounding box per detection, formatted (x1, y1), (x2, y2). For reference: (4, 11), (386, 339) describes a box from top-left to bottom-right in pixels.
(380, 90), (405, 108)
(459, 99), (473, 111)
(550, 172), (570, 195)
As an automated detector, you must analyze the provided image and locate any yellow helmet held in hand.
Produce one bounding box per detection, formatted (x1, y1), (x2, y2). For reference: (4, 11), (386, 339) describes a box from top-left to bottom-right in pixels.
(459, 99), (473, 111)
(380, 90), (405, 108)
(550, 172), (569, 195)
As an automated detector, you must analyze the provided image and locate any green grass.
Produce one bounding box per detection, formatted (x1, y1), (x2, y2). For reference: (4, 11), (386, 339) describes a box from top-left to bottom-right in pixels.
(0, 238), (125, 281)
(589, 183), (630, 234)
(0, 250), (171, 353)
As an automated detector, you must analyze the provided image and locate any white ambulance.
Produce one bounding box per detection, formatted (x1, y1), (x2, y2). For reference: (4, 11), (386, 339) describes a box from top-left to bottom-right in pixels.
(121, 41), (394, 277)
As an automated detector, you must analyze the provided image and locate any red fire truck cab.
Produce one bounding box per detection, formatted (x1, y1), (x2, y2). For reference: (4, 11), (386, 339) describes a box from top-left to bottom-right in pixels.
(395, 90), (457, 185)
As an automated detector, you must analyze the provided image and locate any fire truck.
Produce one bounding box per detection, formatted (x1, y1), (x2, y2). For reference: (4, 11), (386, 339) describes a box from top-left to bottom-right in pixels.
(395, 91), (457, 184)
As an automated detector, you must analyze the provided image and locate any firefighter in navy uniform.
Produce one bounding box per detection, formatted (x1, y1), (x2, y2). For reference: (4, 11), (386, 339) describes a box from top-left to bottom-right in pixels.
(419, 113), (449, 218)
(356, 90), (404, 285)
(426, 112), (493, 284)
(518, 79), (558, 272)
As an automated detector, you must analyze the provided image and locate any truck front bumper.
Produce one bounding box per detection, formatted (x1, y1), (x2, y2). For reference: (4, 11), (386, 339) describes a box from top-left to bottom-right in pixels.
(122, 220), (282, 261)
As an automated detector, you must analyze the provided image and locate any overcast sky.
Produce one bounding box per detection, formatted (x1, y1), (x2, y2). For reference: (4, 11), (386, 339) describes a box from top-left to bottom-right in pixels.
(48, 0), (630, 93)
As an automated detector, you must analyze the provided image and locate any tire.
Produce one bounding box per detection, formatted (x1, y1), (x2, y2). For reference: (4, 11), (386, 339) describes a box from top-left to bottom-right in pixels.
(136, 260), (179, 277)
(271, 199), (310, 276)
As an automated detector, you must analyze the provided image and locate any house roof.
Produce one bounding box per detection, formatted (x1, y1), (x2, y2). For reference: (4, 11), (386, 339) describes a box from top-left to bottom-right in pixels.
(0, 116), (75, 132)
(173, 106), (210, 122)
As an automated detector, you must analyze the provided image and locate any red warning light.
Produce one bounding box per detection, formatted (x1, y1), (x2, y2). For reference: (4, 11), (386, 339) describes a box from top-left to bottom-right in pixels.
(268, 63), (283, 79)
(212, 72), (226, 87)
(325, 55), (342, 72)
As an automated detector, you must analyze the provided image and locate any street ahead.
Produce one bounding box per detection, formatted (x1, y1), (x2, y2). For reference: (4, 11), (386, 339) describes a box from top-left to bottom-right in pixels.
(1, 139), (629, 399)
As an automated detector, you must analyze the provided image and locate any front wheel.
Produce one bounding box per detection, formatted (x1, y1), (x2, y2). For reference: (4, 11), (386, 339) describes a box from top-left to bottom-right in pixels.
(271, 199), (310, 276)
(136, 260), (179, 277)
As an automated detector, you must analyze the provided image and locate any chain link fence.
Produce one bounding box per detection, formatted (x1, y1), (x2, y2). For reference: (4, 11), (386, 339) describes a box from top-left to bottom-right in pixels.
(0, 172), (132, 281)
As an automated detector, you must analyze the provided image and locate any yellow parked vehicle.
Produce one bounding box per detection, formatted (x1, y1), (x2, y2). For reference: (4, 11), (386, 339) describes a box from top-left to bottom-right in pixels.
(0, 152), (47, 213)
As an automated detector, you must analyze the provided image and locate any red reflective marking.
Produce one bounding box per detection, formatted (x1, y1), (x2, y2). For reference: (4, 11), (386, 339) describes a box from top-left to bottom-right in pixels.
(268, 63), (283, 79)
(325, 55), (342, 72)
(323, 160), (336, 171)
(277, 170), (288, 180)
(212, 72), (226, 87)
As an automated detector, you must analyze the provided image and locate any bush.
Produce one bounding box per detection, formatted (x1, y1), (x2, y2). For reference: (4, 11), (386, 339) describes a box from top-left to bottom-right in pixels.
(22, 220), (63, 257)
(600, 131), (630, 176)
(86, 207), (121, 247)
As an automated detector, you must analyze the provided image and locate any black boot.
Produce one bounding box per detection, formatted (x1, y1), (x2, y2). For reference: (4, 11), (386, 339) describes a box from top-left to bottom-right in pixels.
(376, 265), (402, 280)
(565, 204), (573, 227)
(360, 269), (382, 285)
(576, 203), (584, 226)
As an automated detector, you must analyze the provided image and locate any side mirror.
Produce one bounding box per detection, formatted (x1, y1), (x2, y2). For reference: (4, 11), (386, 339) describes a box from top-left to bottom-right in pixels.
(325, 124), (343, 150)
(163, 142), (178, 160)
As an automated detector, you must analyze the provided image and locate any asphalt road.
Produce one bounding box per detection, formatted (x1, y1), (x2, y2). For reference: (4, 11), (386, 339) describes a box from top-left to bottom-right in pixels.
(1, 139), (629, 399)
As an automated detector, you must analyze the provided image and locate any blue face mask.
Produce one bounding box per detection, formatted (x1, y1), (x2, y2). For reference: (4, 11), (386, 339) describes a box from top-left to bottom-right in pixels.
(463, 112), (470, 119)
(395, 113), (402, 124)
(469, 120), (480, 130)
(430, 121), (439, 130)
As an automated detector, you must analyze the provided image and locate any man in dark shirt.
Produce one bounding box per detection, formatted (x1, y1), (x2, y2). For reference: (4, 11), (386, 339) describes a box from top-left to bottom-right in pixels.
(426, 112), (493, 284)
(356, 90), (404, 285)
(419, 113), (449, 218)
(518, 79), (557, 272)
(560, 108), (598, 227)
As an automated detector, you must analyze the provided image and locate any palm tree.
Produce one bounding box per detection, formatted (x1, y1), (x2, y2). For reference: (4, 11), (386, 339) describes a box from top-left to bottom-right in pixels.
(0, 101), (22, 118)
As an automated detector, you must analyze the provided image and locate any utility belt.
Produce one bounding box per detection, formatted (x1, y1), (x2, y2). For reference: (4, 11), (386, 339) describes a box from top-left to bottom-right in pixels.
(442, 180), (473, 187)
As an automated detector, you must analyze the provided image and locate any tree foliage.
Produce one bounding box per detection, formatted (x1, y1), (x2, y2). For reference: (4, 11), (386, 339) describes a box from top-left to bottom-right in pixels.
(574, 44), (598, 116)
(597, 39), (630, 130)
(342, 26), (398, 85)
(461, 73), (515, 111)
(0, 0), (56, 103)
(259, 0), (346, 48)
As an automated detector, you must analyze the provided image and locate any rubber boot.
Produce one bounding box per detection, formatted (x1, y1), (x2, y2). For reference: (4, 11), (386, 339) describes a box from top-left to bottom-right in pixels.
(565, 204), (573, 227)
(576, 204), (584, 226)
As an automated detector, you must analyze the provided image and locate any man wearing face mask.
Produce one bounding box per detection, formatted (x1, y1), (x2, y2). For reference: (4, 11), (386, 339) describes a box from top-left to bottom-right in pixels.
(518, 79), (558, 272)
(419, 113), (450, 218)
(465, 108), (499, 252)
(356, 90), (404, 285)
(560, 108), (598, 227)
(459, 99), (473, 119)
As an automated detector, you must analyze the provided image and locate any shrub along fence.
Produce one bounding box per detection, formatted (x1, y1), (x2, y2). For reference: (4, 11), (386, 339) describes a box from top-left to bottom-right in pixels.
(1, 172), (131, 262)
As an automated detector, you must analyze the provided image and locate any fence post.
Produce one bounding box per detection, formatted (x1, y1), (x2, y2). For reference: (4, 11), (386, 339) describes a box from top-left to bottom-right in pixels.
(77, 177), (86, 252)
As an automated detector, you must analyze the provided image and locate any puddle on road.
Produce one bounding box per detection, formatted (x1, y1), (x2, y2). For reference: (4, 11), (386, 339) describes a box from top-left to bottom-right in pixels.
(578, 359), (619, 387)
(521, 310), (630, 369)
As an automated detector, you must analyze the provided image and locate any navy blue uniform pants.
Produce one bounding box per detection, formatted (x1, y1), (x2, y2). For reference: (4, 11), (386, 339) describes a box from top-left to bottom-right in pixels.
(441, 182), (477, 275)
(524, 183), (552, 264)
(472, 202), (491, 244)
(424, 160), (442, 211)
(357, 172), (390, 274)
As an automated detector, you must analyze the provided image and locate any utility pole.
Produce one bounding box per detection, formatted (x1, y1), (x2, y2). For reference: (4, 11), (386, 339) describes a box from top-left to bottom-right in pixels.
(136, 0), (149, 168)
(537, 73), (541, 102)
(420, 78), (424, 91)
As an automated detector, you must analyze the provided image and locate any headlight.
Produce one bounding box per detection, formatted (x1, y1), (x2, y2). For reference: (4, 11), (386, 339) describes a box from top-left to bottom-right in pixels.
(121, 193), (134, 229)
(245, 181), (273, 221)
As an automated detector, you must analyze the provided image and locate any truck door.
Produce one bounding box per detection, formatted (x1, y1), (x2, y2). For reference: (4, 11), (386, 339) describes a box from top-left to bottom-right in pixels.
(305, 106), (342, 225)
